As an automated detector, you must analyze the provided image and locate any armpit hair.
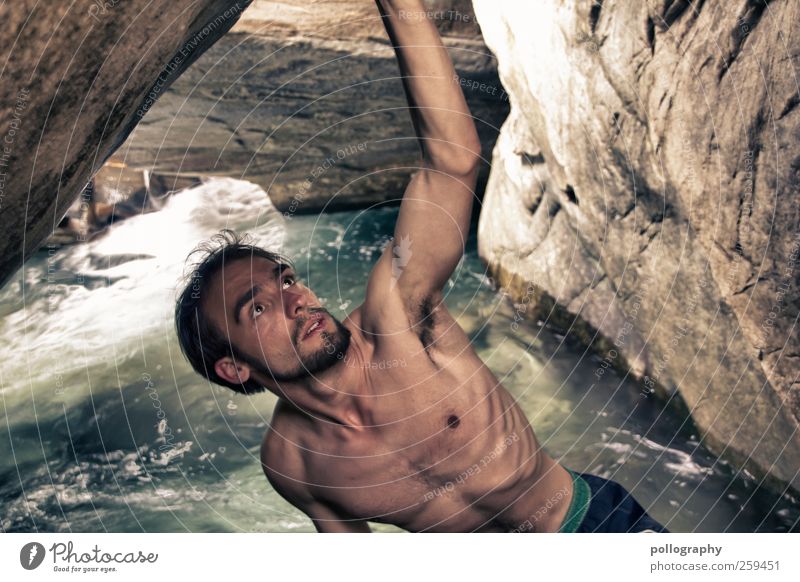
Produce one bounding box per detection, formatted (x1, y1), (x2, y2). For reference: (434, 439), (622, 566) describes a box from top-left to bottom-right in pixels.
(409, 294), (438, 360)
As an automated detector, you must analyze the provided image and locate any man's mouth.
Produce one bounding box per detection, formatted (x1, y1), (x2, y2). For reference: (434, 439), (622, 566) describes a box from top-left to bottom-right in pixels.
(301, 314), (325, 340)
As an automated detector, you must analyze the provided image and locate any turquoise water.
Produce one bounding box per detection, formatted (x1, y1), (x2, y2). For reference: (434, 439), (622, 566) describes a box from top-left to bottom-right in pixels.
(1, 178), (797, 532)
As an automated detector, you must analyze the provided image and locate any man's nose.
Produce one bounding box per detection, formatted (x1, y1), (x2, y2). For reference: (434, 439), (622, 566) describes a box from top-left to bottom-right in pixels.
(284, 287), (308, 318)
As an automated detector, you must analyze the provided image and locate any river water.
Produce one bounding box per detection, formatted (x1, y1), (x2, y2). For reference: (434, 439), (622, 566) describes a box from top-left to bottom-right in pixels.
(1, 178), (797, 532)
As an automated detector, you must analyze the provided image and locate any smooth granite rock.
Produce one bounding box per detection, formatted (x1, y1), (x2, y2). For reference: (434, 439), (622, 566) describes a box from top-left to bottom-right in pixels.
(33, 0), (507, 248)
(113, 0), (507, 214)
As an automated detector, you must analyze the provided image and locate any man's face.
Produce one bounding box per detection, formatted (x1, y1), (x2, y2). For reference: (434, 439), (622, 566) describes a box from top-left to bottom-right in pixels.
(203, 256), (350, 384)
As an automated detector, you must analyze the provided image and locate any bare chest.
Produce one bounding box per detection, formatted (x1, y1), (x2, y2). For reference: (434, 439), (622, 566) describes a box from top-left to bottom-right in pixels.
(296, 304), (535, 527)
(305, 354), (527, 526)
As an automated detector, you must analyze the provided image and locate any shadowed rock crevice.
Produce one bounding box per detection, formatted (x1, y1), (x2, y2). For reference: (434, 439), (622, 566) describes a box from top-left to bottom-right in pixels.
(589, 1), (604, 34)
(719, 0), (772, 81)
(646, 16), (656, 52)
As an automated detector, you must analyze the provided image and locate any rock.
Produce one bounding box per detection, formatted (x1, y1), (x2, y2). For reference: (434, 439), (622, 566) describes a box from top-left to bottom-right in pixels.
(0, 1), (252, 287)
(114, 0), (508, 214)
(473, 0), (800, 493)
(1, 0), (506, 274)
(45, 163), (202, 247)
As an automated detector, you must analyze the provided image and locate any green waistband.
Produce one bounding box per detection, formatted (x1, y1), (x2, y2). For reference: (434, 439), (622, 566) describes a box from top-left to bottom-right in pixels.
(558, 468), (592, 533)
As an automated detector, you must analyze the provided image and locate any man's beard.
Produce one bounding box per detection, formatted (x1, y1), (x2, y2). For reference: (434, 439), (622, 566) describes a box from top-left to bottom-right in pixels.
(233, 308), (351, 383)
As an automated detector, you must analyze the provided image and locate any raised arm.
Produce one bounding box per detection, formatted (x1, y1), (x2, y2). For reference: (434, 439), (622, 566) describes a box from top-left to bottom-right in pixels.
(363, 0), (481, 333)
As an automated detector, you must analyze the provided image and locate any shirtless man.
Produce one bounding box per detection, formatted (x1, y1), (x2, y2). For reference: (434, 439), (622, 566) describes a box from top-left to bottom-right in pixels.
(175, 0), (667, 533)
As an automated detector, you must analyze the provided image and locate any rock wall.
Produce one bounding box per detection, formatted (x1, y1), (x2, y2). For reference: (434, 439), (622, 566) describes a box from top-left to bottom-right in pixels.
(0, 1), (252, 289)
(473, 0), (800, 493)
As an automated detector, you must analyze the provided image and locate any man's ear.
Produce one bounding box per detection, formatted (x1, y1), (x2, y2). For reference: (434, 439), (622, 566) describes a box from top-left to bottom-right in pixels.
(215, 356), (251, 385)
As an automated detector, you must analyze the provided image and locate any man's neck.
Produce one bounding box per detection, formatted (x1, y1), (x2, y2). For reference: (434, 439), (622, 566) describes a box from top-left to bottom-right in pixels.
(267, 319), (375, 430)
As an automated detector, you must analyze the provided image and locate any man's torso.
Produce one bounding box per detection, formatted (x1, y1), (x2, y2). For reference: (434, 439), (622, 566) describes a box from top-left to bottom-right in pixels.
(264, 296), (573, 532)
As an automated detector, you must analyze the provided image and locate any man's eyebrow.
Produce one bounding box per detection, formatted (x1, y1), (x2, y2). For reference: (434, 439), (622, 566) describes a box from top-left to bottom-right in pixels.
(232, 263), (291, 324)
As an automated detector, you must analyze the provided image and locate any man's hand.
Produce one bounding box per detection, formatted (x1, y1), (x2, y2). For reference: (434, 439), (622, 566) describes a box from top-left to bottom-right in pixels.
(363, 0), (480, 335)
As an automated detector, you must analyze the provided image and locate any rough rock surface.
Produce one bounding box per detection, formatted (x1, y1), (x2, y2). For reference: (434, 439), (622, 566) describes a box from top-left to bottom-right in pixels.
(0, 0), (252, 288)
(473, 0), (800, 493)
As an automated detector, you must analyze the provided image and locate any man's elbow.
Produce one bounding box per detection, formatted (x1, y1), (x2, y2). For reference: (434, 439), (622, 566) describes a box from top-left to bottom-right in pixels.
(425, 139), (481, 178)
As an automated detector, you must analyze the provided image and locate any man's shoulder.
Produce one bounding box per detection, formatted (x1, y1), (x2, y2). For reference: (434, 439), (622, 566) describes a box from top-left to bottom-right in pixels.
(260, 399), (306, 464)
(259, 401), (313, 505)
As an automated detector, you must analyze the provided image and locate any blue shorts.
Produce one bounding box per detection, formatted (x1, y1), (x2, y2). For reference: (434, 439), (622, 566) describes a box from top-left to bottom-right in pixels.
(559, 469), (669, 533)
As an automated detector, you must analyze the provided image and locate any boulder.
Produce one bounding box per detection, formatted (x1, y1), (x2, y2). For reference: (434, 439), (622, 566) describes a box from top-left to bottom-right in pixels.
(473, 0), (800, 493)
(0, 1), (252, 288)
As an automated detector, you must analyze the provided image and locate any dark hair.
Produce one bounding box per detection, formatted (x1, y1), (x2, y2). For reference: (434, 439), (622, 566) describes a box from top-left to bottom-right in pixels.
(174, 229), (294, 395)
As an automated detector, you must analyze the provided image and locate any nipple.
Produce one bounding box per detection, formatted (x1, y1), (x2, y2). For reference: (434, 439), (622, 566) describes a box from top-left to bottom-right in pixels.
(446, 414), (460, 429)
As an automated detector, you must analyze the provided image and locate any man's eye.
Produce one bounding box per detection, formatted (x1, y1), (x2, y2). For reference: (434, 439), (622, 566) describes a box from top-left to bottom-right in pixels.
(253, 303), (266, 318)
(282, 276), (296, 288)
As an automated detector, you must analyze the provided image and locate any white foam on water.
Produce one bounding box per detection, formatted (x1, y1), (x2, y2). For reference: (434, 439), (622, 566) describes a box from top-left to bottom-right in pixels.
(0, 178), (285, 399)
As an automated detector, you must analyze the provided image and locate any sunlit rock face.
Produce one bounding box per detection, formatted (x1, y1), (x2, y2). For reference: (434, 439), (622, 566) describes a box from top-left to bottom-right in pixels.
(473, 0), (800, 493)
(0, 1), (252, 288)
